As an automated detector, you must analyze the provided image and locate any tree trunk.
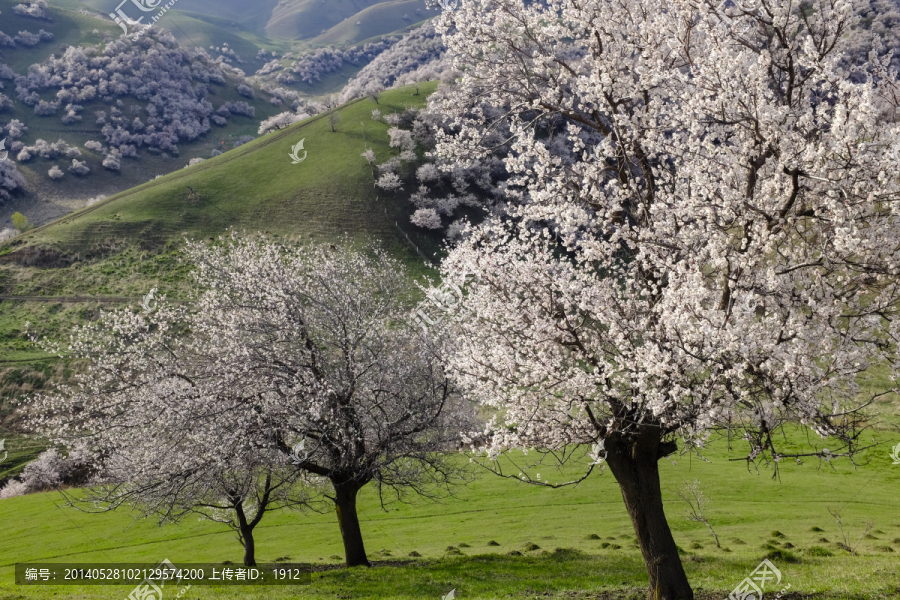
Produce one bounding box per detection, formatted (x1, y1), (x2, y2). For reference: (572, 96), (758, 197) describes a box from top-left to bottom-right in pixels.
(604, 429), (694, 600)
(234, 501), (257, 567)
(241, 527), (256, 567)
(333, 480), (370, 567)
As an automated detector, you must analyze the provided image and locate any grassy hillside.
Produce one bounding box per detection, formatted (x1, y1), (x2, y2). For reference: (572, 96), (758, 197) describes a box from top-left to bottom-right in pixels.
(309, 1), (437, 47)
(0, 1), (292, 217)
(0, 432), (898, 599)
(0, 81), (441, 400)
(264, 0), (388, 41)
(3, 82), (441, 272)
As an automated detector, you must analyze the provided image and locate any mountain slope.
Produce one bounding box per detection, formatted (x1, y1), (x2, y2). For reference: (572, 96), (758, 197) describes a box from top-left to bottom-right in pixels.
(76, 0), (283, 34)
(10, 83), (439, 266)
(76, 0), (439, 44)
(264, 0), (388, 40)
(308, 1), (437, 47)
(0, 2), (292, 222)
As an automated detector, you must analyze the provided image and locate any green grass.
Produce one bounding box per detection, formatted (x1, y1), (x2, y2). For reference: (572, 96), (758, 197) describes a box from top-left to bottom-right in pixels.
(0, 429), (898, 599)
(310, 1), (438, 47)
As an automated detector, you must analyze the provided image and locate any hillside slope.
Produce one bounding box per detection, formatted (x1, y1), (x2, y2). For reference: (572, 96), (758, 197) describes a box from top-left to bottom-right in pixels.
(308, 1), (437, 47)
(3, 82), (441, 270)
(0, 1), (290, 222)
(76, 0), (282, 35)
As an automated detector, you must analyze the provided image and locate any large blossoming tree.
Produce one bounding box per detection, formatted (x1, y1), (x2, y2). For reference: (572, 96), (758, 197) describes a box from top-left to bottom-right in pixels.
(431, 1), (900, 598)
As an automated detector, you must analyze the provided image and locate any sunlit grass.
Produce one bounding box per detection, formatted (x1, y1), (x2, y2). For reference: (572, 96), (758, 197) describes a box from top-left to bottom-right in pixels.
(0, 429), (897, 599)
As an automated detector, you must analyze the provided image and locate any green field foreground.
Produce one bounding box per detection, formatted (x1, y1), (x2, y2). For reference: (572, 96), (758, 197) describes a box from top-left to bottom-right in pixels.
(0, 430), (898, 599)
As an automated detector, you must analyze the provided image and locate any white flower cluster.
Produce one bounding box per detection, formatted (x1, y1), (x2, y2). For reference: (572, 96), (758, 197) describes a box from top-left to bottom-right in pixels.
(433, 0), (900, 466)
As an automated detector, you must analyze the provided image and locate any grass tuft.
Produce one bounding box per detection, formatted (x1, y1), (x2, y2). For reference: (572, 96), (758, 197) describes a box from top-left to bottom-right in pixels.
(765, 549), (801, 563)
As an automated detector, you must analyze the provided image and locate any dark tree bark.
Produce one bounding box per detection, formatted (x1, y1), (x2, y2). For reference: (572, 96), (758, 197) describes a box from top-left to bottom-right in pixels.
(332, 480), (370, 567)
(234, 500), (258, 567)
(605, 428), (693, 600)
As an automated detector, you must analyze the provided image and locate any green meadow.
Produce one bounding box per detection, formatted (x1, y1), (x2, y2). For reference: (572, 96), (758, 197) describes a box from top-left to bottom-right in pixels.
(0, 428), (897, 599)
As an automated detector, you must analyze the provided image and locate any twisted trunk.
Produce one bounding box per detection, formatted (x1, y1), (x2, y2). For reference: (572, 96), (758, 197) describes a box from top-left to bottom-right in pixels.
(605, 428), (693, 600)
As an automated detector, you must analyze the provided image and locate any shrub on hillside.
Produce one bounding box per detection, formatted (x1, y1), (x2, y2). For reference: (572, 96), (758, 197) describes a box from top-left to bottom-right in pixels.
(11, 211), (31, 232)
(68, 159), (90, 176)
(0, 162), (27, 202)
(411, 207), (441, 229)
(102, 150), (121, 171)
(0, 480), (28, 499)
(258, 111), (307, 135)
(12, 1), (51, 20)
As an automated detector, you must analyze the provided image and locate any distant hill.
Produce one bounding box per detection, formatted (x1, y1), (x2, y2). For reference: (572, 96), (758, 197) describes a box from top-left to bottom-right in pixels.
(266, 0), (389, 40)
(0, 0), (293, 224)
(76, 0), (282, 36)
(299, 0), (437, 46)
(76, 0), (440, 44)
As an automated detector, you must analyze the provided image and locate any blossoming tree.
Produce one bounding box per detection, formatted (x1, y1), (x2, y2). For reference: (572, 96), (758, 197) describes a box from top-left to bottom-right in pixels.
(431, 1), (900, 598)
(31, 236), (473, 568)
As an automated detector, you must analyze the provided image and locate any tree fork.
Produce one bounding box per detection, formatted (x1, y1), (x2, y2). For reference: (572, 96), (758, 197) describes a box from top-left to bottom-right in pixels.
(605, 430), (693, 600)
(234, 500), (257, 567)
